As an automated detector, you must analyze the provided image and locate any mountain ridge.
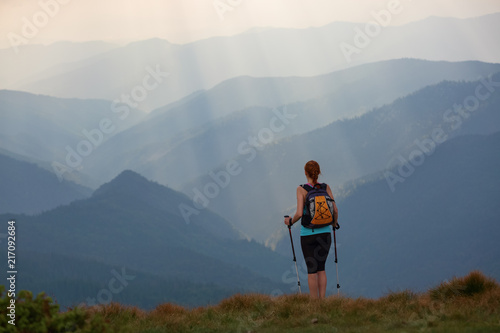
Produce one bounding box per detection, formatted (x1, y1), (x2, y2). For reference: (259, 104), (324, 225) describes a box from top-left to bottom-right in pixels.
(1, 170), (291, 309)
(0, 153), (92, 215)
(0, 89), (145, 185)
(8, 14), (500, 110)
(183, 72), (500, 240)
(82, 59), (500, 188)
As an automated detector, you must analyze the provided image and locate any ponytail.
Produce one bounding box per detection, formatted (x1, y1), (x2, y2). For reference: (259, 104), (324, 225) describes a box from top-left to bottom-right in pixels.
(304, 160), (321, 184)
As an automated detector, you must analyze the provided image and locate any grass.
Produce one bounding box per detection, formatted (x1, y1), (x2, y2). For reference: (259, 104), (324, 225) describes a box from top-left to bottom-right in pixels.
(77, 271), (500, 332)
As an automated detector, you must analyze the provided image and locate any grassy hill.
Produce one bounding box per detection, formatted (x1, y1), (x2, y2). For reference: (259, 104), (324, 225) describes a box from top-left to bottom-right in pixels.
(2, 271), (499, 332)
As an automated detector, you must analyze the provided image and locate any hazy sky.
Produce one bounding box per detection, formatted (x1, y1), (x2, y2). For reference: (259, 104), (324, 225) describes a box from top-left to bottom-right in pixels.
(1, 0), (500, 48)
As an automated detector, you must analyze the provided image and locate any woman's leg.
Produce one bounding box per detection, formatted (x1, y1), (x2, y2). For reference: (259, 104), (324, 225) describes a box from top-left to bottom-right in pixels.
(302, 233), (331, 299)
(302, 235), (319, 299)
(308, 273), (319, 299)
(317, 270), (327, 299)
(315, 233), (331, 299)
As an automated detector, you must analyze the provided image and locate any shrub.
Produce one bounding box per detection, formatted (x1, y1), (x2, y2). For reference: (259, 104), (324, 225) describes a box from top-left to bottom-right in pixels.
(429, 271), (499, 301)
(0, 285), (109, 332)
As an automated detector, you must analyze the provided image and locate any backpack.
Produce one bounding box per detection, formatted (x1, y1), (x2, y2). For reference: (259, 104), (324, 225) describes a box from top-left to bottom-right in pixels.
(301, 183), (335, 229)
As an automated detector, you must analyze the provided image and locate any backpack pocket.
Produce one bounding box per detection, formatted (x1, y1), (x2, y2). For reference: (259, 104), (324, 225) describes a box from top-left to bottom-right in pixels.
(310, 196), (334, 226)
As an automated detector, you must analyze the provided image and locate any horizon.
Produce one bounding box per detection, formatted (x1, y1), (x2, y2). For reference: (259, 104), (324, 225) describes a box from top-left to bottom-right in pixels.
(1, 0), (500, 49)
(2, 11), (500, 50)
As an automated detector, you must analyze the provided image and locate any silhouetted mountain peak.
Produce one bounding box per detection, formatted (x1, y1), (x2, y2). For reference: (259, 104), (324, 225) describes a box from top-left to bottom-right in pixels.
(111, 169), (147, 184)
(92, 170), (163, 199)
(91, 170), (241, 239)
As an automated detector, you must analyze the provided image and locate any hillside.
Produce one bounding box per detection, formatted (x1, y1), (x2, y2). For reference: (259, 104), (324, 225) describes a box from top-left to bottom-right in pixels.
(0, 154), (91, 214)
(0, 170), (291, 308)
(3, 271), (499, 332)
(92, 272), (500, 332)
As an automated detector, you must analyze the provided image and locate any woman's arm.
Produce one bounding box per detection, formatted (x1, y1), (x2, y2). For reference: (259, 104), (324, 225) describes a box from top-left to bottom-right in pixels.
(284, 186), (306, 226)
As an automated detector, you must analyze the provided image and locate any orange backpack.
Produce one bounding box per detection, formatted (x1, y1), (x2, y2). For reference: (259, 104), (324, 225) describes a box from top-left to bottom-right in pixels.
(301, 183), (335, 228)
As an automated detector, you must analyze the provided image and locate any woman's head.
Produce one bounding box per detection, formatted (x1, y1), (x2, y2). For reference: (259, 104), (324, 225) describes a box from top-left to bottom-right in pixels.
(304, 160), (321, 183)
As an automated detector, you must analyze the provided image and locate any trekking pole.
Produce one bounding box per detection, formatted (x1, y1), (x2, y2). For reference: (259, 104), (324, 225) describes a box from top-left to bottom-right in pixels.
(285, 215), (301, 294)
(333, 223), (340, 296)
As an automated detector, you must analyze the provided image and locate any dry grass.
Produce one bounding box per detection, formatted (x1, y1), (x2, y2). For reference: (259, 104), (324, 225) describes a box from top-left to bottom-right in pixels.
(85, 271), (500, 332)
(429, 270), (498, 300)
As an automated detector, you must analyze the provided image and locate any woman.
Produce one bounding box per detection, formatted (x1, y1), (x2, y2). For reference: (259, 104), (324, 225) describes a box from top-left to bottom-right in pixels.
(284, 160), (338, 299)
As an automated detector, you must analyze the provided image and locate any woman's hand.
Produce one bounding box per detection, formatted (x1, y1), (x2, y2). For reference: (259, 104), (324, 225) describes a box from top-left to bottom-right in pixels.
(284, 216), (292, 226)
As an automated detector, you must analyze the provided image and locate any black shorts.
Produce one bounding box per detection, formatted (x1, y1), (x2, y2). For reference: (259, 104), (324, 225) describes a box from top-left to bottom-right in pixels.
(301, 232), (332, 274)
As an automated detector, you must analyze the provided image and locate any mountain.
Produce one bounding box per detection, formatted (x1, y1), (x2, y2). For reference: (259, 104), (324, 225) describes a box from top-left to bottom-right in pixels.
(184, 72), (500, 240)
(0, 90), (145, 184)
(9, 14), (500, 111)
(81, 59), (500, 187)
(1, 170), (291, 308)
(0, 41), (118, 88)
(147, 57), (500, 122)
(0, 154), (92, 215)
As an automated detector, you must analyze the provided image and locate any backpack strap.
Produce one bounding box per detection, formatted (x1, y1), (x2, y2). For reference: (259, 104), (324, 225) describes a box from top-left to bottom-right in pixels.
(301, 184), (314, 192)
(302, 183), (335, 202)
(301, 183), (326, 191)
